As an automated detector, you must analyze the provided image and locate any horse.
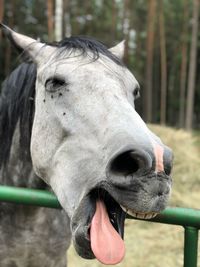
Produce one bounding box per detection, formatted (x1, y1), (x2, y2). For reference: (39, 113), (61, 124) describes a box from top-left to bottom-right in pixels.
(0, 23), (173, 267)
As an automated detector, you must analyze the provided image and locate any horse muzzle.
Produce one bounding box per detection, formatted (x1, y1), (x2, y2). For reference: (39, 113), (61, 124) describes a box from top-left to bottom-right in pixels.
(71, 131), (173, 264)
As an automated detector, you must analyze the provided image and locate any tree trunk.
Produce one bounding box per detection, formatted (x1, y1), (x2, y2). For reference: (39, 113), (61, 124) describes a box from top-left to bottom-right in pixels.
(47, 0), (54, 42)
(185, 0), (199, 130)
(72, 0), (80, 35)
(0, 0), (4, 41)
(144, 0), (156, 122)
(159, 0), (167, 125)
(111, 0), (116, 42)
(55, 0), (63, 41)
(5, 1), (14, 76)
(63, 0), (71, 37)
(122, 0), (130, 64)
(83, 1), (92, 35)
(179, 0), (189, 128)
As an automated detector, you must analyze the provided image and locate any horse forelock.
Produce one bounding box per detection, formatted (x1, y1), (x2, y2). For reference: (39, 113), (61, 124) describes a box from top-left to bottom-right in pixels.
(48, 36), (124, 65)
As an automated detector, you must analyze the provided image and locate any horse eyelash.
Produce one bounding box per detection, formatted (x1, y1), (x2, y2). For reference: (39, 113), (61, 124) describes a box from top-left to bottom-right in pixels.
(45, 77), (67, 92)
(45, 77), (65, 86)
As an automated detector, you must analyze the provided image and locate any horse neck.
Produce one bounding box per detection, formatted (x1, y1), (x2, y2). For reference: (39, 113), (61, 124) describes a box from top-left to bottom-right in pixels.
(0, 122), (46, 189)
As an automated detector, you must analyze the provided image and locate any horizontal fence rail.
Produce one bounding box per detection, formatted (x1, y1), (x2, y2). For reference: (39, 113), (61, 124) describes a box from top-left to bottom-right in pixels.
(0, 185), (61, 209)
(0, 185), (199, 267)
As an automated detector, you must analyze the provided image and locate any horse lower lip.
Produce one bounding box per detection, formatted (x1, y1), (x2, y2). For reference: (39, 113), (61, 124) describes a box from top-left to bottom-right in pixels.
(120, 205), (158, 219)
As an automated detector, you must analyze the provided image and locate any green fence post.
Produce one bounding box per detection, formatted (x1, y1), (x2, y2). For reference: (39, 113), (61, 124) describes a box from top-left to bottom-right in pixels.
(184, 226), (199, 267)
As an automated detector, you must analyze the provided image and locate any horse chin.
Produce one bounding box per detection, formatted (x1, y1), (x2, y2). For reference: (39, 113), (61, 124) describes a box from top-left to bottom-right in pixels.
(71, 188), (126, 259)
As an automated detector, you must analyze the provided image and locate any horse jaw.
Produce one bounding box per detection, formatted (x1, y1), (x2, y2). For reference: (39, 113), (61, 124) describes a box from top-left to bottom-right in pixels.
(0, 23), (56, 64)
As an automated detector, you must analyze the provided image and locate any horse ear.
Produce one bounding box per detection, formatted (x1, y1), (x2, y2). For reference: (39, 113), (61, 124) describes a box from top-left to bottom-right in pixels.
(109, 40), (125, 60)
(0, 23), (55, 64)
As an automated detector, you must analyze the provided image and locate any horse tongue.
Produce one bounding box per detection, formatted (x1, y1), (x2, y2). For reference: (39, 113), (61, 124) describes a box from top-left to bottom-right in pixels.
(90, 200), (125, 265)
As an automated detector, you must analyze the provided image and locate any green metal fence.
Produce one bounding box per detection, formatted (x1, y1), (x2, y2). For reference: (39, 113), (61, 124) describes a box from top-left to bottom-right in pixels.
(0, 185), (199, 267)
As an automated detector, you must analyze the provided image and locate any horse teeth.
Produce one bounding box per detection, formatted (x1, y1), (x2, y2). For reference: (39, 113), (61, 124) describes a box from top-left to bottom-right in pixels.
(127, 210), (137, 217)
(145, 214), (153, 219)
(152, 213), (158, 218)
(145, 213), (157, 219)
(136, 213), (146, 219)
(120, 205), (128, 213)
(120, 205), (158, 220)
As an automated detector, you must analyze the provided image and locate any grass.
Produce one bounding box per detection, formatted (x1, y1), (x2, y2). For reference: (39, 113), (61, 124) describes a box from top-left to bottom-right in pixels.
(68, 125), (200, 267)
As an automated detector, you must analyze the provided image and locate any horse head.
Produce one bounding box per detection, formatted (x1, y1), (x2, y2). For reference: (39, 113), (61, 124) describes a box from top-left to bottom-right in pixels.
(1, 24), (173, 265)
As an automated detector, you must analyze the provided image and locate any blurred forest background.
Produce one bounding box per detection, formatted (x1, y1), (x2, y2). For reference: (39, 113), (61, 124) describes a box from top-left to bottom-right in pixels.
(0, 1), (200, 267)
(0, 0), (199, 130)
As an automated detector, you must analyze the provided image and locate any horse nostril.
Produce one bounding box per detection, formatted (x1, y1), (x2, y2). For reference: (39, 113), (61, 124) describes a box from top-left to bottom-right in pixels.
(110, 151), (140, 176)
(164, 164), (172, 176)
(163, 147), (173, 175)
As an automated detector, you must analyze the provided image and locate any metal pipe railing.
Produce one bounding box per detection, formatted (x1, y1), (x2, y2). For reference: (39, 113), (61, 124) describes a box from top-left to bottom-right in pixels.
(0, 185), (199, 267)
(183, 226), (199, 267)
(128, 210), (200, 267)
(0, 185), (61, 209)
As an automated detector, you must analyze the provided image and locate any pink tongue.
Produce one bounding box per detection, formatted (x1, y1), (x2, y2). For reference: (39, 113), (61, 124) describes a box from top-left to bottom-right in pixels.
(90, 200), (125, 265)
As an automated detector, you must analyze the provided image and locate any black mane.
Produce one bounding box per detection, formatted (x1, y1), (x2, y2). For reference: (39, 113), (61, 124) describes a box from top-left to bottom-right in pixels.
(0, 36), (123, 169)
(0, 62), (36, 169)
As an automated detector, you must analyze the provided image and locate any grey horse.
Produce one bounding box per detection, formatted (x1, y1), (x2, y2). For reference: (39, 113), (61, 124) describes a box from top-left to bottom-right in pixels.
(0, 24), (173, 266)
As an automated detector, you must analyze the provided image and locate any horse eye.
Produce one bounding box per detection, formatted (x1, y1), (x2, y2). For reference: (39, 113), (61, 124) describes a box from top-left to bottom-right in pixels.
(133, 87), (140, 99)
(45, 77), (66, 92)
